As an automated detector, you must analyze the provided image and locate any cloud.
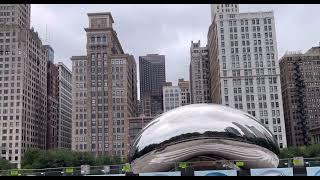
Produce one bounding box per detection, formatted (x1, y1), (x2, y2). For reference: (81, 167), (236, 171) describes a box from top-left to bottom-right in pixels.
(31, 4), (320, 92)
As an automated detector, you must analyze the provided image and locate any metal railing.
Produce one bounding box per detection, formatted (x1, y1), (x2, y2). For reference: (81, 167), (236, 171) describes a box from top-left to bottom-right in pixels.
(2, 157), (320, 176)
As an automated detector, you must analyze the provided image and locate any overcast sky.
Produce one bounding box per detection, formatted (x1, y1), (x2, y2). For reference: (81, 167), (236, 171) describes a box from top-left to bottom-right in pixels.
(31, 4), (320, 87)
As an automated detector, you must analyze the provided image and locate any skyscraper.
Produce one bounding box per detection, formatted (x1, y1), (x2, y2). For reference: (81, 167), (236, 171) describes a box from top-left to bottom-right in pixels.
(189, 40), (211, 104)
(0, 4), (48, 167)
(280, 46), (320, 146)
(207, 4), (287, 148)
(57, 62), (72, 149)
(71, 12), (137, 158)
(46, 45), (59, 150)
(71, 56), (87, 152)
(139, 54), (166, 116)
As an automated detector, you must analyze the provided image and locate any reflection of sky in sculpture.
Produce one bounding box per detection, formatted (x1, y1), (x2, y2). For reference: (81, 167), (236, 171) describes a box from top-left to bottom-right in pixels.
(130, 104), (278, 160)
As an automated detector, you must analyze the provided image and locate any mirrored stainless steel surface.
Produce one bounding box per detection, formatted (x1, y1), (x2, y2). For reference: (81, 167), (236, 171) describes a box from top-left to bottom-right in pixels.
(129, 104), (280, 173)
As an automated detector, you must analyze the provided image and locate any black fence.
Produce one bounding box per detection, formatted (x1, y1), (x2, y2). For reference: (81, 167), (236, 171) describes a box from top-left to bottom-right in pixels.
(1, 157), (320, 176)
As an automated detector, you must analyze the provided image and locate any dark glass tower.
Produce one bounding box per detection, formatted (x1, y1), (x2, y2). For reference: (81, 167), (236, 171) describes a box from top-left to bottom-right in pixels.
(139, 54), (166, 117)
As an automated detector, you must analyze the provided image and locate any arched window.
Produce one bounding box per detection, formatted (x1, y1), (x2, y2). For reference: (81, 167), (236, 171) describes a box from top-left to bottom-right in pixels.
(91, 36), (95, 42)
(102, 36), (106, 42)
(97, 36), (101, 42)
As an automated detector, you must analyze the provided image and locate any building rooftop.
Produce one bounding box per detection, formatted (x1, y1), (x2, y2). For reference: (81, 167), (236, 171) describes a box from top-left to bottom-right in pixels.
(87, 12), (114, 23)
(305, 45), (320, 55)
(70, 55), (87, 60)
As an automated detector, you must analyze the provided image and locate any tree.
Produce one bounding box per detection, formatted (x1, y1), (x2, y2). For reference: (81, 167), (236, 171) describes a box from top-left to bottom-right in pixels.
(21, 148), (42, 169)
(0, 159), (14, 170)
(280, 144), (320, 158)
(21, 149), (127, 169)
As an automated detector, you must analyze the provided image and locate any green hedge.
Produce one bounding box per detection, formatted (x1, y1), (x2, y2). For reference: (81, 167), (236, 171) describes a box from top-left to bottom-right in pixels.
(21, 149), (125, 169)
(280, 144), (320, 159)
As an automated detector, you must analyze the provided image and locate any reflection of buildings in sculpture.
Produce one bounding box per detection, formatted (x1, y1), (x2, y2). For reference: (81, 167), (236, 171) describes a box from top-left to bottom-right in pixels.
(224, 127), (242, 137)
(129, 104), (280, 173)
(231, 122), (255, 139)
(128, 116), (154, 147)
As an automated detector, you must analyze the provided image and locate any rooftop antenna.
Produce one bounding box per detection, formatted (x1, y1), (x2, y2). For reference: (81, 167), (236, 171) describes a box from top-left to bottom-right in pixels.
(45, 24), (48, 45)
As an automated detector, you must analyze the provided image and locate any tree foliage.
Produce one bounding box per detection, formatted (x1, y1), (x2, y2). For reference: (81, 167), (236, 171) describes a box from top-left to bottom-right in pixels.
(280, 144), (320, 159)
(21, 149), (125, 169)
(0, 158), (14, 170)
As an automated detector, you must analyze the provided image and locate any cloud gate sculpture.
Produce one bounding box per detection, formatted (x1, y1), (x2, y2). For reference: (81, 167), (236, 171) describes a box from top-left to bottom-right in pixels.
(128, 104), (280, 173)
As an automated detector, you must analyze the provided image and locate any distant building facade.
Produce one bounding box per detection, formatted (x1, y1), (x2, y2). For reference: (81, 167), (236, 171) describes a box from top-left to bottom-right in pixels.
(71, 12), (137, 159)
(46, 45), (59, 150)
(280, 46), (320, 146)
(163, 85), (182, 112)
(178, 78), (191, 106)
(207, 4), (287, 148)
(139, 54), (166, 116)
(71, 56), (88, 152)
(0, 4), (48, 167)
(57, 62), (72, 149)
(189, 40), (211, 104)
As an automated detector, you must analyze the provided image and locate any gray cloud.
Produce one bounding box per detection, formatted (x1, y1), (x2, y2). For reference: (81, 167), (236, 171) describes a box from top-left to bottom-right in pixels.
(31, 4), (320, 91)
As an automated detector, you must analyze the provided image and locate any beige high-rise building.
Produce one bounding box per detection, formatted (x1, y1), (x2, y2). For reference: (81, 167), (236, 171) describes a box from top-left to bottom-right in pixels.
(178, 78), (191, 106)
(71, 56), (88, 152)
(0, 4), (48, 167)
(71, 12), (137, 158)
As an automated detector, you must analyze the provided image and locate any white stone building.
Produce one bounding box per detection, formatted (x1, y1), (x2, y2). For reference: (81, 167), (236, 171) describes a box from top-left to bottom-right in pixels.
(208, 4), (287, 148)
(163, 85), (182, 112)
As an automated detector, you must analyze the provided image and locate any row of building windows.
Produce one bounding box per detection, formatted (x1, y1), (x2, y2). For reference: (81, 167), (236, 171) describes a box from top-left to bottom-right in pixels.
(73, 60), (87, 67)
(219, 14), (272, 25)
